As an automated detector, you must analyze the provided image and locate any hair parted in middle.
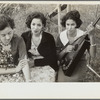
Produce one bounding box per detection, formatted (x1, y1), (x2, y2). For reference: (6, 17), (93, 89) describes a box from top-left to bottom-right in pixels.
(26, 12), (47, 28)
(61, 10), (82, 28)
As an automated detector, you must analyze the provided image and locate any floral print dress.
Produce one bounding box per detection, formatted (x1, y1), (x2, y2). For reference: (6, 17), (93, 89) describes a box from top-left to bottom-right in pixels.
(0, 43), (25, 82)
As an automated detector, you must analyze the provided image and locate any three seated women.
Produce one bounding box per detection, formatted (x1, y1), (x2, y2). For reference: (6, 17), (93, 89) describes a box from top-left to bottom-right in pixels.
(0, 10), (97, 82)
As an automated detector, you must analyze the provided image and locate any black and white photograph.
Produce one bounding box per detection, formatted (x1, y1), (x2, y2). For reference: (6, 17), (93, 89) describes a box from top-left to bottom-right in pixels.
(0, 1), (100, 99)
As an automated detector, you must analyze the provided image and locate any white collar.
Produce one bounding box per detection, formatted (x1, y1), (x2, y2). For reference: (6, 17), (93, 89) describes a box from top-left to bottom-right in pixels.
(60, 29), (84, 46)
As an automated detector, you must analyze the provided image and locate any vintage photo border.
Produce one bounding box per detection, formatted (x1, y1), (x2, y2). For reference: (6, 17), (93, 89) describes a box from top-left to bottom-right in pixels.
(0, 0), (100, 99)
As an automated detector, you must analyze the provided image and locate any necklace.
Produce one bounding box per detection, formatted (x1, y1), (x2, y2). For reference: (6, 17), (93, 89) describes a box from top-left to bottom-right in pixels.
(0, 41), (11, 52)
(31, 33), (42, 48)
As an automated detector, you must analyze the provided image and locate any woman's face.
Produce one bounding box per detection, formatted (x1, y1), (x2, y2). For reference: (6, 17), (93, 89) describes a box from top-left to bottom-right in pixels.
(65, 19), (77, 32)
(0, 27), (14, 45)
(30, 18), (43, 36)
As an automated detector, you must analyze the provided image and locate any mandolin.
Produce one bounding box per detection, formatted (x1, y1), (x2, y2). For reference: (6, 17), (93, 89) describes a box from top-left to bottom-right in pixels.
(60, 15), (100, 76)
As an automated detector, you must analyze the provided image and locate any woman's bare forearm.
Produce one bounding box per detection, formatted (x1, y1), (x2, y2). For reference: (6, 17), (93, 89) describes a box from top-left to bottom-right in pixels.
(58, 49), (67, 60)
(22, 64), (31, 82)
(0, 68), (16, 75)
(89, 35), (96, 58)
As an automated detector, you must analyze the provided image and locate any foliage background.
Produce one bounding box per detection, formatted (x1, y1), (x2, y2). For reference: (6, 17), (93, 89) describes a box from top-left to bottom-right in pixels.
(0, 3), (100, 82)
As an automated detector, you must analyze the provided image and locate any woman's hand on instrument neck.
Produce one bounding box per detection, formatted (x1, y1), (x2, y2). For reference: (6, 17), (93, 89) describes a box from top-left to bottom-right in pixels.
(86, 22), (95, 37)
(96, 24), (100, 30)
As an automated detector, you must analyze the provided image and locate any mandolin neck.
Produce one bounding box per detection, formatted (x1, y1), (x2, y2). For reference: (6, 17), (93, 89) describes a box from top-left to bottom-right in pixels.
(92, 15), (100, 27)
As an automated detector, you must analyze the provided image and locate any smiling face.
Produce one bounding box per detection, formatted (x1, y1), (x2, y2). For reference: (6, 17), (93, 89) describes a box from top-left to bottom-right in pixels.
(30, 18), (43, 36)
(0, 27), (14, 45)
(65, 19), (77, 33)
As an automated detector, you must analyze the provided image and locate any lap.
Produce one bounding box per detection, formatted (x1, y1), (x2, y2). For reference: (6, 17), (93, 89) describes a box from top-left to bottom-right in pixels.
(30, 65), (56, 82)
(57, 60), (87, 82)
(0, 72), (25, 82)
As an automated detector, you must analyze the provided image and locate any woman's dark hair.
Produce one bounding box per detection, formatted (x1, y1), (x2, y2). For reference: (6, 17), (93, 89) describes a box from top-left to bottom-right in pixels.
(0, 14), (15, 30)
(26, 12), (46, 28)
(61, 10), (82, 28)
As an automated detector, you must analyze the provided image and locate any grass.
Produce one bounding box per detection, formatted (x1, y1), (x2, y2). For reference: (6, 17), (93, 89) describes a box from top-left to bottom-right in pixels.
(82, 36), (100, 82)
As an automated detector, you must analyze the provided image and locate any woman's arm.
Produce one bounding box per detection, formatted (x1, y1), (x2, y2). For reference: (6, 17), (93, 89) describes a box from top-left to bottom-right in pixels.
(89, 35), (96, 58)
(58, 48), (67, 60)
(86, 23), (96, 58)
(0, 68), (16, 75)
(21, 56), (31, 82)
(0, 62), (23, 75)
(22, 60), (31, 82)
(18, 37), (31, 82)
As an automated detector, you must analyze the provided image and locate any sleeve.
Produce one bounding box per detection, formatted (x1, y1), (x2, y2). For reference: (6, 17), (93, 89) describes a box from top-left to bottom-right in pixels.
(85, 35), (91, 52)
(18, 37), (27, 61)
(34, 35), (58, 71)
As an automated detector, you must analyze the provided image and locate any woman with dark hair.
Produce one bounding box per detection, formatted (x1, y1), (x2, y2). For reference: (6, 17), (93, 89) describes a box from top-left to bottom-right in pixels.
(22, 12), (58, 82)
(56, 10), (96, 82)
(0, 14), (31, 82)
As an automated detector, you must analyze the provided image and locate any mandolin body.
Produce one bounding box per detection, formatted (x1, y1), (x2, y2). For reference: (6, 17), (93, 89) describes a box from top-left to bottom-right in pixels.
(60, 34), (90, 76)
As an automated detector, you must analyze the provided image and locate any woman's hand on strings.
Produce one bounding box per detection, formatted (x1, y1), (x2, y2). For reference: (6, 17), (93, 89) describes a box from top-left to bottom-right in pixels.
(65, 45), (75, 52)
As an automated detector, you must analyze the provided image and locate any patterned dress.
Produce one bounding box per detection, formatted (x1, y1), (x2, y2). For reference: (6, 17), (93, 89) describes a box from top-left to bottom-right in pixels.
(0, 42), (24, 82)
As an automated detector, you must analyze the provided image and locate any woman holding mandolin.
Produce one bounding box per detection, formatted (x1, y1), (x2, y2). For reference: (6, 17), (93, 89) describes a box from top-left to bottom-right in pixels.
(56, 10), (96, 82)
